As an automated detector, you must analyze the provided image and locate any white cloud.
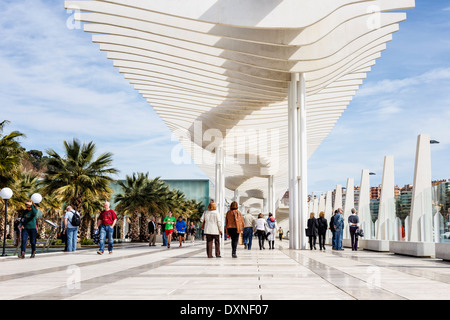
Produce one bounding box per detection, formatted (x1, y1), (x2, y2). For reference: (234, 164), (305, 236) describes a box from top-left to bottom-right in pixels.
(358, 67), (450, 97)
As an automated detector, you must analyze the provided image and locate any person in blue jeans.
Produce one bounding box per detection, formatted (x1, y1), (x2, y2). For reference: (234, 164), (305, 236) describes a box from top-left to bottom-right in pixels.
(64, 206), (80, 252)
(243, 210), (256, 250)
(333, 208), (345, 250)
(19, 200), (38, 259)
(95, 202), (117, 255)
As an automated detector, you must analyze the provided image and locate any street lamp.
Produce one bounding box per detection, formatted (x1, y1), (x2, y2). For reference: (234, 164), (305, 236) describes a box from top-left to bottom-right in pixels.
(369, 172), (376, 175)
(0, 188), (13, 257)
(430, 140), (440, 144)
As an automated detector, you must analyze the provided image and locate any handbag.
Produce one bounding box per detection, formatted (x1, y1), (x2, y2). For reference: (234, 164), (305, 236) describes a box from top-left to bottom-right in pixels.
(355, 228), (364, 237)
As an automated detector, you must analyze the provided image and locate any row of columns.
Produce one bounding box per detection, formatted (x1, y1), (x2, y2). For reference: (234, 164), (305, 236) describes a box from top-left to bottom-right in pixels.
(306, 134), (435, 244)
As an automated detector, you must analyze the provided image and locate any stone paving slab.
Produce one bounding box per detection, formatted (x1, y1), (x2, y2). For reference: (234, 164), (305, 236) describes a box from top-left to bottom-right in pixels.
(1, 240), (450, 301)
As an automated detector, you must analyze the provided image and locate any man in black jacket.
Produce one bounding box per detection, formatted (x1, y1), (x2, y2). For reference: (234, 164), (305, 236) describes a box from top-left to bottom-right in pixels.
(329, 210), (337, 250)
(148, 217), (157, 246)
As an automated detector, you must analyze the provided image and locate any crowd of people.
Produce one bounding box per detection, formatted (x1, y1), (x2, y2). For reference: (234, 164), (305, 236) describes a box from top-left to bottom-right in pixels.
(200, 201), (282, 258)
(13, 197), (362, 259)
(306, 207), (361, 251)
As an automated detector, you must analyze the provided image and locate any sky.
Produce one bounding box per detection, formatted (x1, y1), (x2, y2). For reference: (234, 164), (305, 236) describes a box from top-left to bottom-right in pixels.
(0, 0), (450, 196)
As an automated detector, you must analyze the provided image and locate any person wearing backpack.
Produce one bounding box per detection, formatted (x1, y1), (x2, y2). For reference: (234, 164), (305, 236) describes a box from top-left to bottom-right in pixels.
(64, 206), (81, 252)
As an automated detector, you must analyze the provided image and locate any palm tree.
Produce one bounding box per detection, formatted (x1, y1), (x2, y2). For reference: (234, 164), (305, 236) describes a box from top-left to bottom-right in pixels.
(115, 172), (151, 241)
(0, 120), (26, 187)
(42, 139), (118, 239)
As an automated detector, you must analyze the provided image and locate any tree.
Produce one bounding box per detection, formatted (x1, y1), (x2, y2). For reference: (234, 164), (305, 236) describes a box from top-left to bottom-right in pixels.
(115, 172), (152, 241)
(0, 120), (26, 186)
(42, 139), (118, 239)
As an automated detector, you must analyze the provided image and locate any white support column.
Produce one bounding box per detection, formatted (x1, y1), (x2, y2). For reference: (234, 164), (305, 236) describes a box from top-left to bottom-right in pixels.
(288, 72), (307, 250)
(344, 178), (354, 239)
(325, 190), (333, 221)
(318, 194), (325, 214)
(298, 73), (308, 250)
(268, 175), (276, 217)
(288, 73), (299, 249)
(334, 185), (343, 213)
(359, 169), (372, 239)
(215, 147), (225, 250)
(377, 155), (396, 241)
(409, 134), (433, 242)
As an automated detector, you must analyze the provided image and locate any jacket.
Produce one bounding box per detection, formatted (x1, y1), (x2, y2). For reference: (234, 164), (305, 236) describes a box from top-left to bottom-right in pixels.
(306, 218), (318, 237)
(201, 210), (223, 235)
(225, 209), (244, 234)
(333, 213), (344, 231)
(317, 217), (328, 234)
(148, 220), (156, 233)
(22, 205), (38, 230)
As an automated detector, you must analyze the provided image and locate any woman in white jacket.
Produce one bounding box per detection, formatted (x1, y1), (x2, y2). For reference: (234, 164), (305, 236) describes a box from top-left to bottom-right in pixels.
(200, 201), (223, 258)
(255, 213), (268, 250)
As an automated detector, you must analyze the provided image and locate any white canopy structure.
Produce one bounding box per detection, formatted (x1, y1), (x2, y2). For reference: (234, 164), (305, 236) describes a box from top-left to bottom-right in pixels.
(65, 0), (414, 249)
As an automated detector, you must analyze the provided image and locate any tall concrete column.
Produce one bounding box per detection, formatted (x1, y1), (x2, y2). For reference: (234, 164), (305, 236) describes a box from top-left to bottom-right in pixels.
(344, 178), (354, 239)
(215, 147), (225, 250)
(268, 175), (276, 216)
(359, 169), (372, 239)
(288, 72), (307, 250)
(334, 185), (343, 213)
(409, 134), (433, 242)
(377, 155), (396, 241)
(325, 190), (333, 221)
(318, 194), (325, 214)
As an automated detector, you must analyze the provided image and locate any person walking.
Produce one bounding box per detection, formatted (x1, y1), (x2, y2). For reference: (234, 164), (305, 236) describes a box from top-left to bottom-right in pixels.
(225, 201), (244, 258)
(158, 220), (167, 246)
(348, 208), (360, 251)
(278, 227), (283, 241)
(200, 201), (223, 258)
(306, 212), (318, 250)
(317, 211), (328, 251)
(266, 213), (277, 250)
(148, 216), (157, 246)
(18, 200), (38, 259)
(188, 222), (197, 243)
(64, 206), (80, 252)
(243, 210), (256, 250)
(175, 216), (187, 247)
(333, 208), (344, 250)
(330, 210), (337, 250)
(96, 201), (117, 255)
(163, 211), (176, 249)
(255, 213), (268, 250)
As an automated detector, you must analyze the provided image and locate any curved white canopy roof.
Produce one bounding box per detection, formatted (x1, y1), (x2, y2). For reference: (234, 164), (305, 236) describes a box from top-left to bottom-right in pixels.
(65, 0), (414, 207)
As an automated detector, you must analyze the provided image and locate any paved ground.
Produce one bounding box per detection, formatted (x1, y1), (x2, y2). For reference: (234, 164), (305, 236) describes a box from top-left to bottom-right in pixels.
(1, 239), (450, 301)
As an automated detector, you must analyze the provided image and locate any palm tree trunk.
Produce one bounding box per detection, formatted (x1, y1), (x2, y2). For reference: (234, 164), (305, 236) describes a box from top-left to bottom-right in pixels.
(140, 211), (149, 241)
(80, 214), (92, 240)
(130, 211), (139, 241)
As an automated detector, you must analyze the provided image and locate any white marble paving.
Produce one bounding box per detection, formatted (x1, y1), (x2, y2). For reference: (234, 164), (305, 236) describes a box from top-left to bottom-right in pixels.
(1, 240), (450, 300)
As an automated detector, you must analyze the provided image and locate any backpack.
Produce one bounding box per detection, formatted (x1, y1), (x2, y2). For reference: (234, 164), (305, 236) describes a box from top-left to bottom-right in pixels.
(71, 210), (81, 227)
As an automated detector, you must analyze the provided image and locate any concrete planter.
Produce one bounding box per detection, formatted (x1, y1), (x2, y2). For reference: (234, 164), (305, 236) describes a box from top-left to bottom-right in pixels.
(390, 241), (435, 258)
(359, 239), (390, 252)
(435, 243), (450, 261)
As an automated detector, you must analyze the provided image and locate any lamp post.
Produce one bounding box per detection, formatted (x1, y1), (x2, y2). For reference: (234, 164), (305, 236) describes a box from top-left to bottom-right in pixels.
(0, 188), (13, 257)
(430, 139), (440, 242)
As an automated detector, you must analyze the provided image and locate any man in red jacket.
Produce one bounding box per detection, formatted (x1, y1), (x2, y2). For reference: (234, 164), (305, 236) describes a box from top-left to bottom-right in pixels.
(95, 201), (117, 255)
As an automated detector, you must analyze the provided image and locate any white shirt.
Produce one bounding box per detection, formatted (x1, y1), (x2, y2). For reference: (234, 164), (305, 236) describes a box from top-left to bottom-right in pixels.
(255, 218), (267, 231)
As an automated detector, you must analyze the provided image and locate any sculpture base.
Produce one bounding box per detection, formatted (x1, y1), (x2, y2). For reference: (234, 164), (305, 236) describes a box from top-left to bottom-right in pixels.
(390, 241), (435, 258)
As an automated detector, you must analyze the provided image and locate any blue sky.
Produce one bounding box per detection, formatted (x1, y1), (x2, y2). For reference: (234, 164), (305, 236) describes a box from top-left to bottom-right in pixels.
(1, 0), (449, 195)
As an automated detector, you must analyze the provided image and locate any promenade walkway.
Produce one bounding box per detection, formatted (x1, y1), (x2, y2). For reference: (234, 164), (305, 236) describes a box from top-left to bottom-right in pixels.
(1, 240), (450, 300)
